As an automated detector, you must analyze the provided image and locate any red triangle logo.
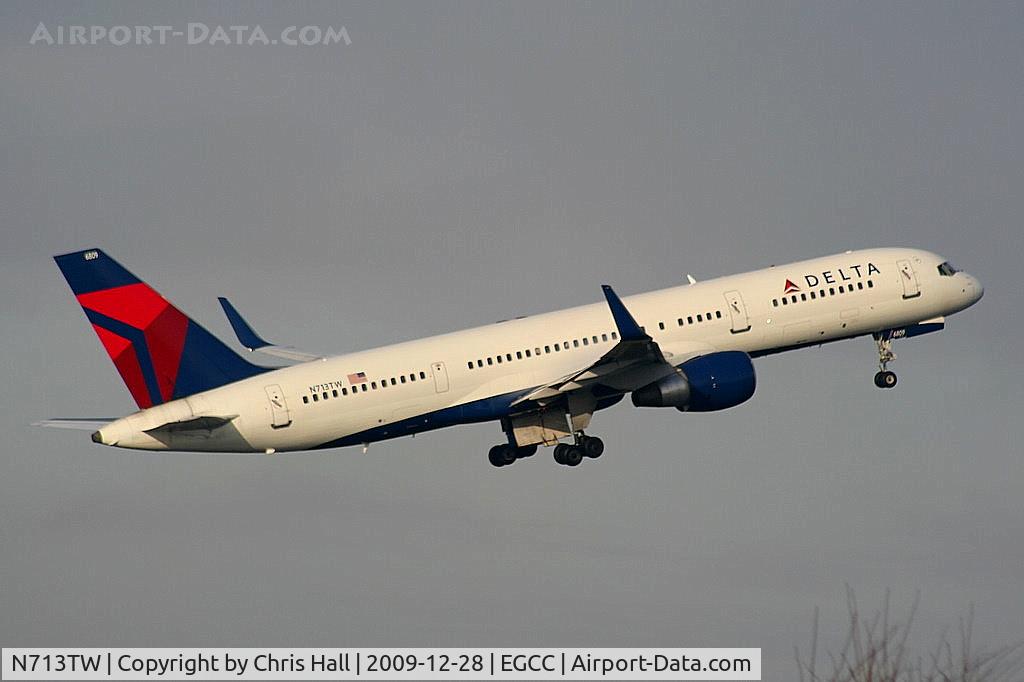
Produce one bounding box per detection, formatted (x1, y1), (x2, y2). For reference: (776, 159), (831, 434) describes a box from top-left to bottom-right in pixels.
(784, 279), (800, 294)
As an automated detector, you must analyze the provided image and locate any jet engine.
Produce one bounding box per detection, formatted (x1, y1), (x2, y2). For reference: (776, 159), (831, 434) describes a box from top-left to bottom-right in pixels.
(631, 350), (756, 412)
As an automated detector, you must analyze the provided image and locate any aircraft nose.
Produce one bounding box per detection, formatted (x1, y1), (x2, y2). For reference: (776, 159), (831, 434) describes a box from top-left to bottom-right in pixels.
(964, 274), (983, 304)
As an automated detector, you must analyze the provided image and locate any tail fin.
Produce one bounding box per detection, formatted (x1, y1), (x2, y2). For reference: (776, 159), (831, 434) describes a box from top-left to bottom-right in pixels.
(54, 248), (267, 408)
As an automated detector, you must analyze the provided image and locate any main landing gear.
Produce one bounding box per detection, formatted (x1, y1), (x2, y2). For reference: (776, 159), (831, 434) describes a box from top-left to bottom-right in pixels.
(551, 434), (604, 468)
(487, 443), (537, 467)
(487, 434), (604, 468)
(873, 335), (898, 389)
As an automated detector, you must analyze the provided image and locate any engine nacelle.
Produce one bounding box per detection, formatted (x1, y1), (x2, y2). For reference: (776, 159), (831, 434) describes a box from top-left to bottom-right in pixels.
(631, 350), (756, 412)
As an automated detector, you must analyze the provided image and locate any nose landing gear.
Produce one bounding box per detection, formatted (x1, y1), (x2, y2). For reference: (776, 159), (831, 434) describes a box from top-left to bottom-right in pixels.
(873, 334), (898, 389)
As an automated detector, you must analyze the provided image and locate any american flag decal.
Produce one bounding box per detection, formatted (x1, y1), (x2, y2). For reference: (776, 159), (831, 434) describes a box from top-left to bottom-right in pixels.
(347, 371), (367, 384)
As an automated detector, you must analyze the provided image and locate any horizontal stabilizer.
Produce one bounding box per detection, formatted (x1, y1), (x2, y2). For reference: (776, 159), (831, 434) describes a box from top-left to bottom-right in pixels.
(217, 297), (322, 362)
(33, 418), (115, 430)
(144, 414), (238, 435)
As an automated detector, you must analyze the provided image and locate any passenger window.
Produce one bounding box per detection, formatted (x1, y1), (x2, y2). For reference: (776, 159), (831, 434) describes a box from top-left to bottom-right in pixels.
(687, 316), (694, 324)
(468, 361), (474, 369)
(601, 334), (608, 342)
(697, 314), (703, 321)
(773, 300), (778, 307)
(545, 345), (551, 353)
(333, 390), (339, 397)
(400, 376), (406, 383)
(658, 322), (665, 330)
(526, 349), (532, 357)
(867, 280), (873, 288)
(592, 336), (599, 343)
(554, 344), (560, 352)
(505, 354), (511, 362)
(342, 388), (348, 395)
(516, 351), (523, 359)
(679, 316), (685, 324)
(829, 288), (835, 295)
(302, 396), (309, 404)
(857, 282), (864, 290)
(487, 358), (493, 366)
(535, 348), (542, 355)
(582, 338), (588, 346)
(611, 332), (618, 340)
(716, 311), (722, 319)
(312, 394), (318, 402)
(496, 355), (502, 364)
(370, 383), (376, 390)
(574, 339), (580, 347)
(838, 286), (845, 294)
(410, 374), (416, 382)
(323, 392), (329, 399)
(477, 360), (483, 368)
(819, 289), (825, 298)
(420, 371), (426, 380)
(801, 294), (807, 301)
(362, 384), (368, 392)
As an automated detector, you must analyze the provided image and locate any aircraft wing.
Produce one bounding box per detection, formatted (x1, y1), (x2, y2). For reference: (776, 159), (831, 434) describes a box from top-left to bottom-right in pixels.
(513, 285), (710, 407)
(33, 418), (115, 430)
(217, 297), (324, 363)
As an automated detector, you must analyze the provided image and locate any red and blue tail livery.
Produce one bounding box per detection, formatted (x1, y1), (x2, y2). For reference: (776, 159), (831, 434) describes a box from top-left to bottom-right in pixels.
(54, 248), (265, 408)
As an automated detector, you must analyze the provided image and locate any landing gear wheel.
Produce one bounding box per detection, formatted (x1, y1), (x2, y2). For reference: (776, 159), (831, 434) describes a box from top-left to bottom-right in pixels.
(488, 444), (516, 467)
(553, 443), (568, 465)
(580, 436), (604, 459)
(874, 370), (898, 389)
(562, 445), (583, 467)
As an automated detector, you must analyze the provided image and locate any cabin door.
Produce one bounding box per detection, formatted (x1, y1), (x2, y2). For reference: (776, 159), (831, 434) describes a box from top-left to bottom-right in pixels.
(264, 384), (291, 428)
(430, 362), (450, 393)
(724, 290), (751, 333)
(897, 259), (921, 299)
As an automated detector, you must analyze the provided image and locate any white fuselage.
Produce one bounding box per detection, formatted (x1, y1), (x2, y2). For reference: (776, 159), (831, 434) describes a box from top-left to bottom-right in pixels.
(94, 248), (982, 453)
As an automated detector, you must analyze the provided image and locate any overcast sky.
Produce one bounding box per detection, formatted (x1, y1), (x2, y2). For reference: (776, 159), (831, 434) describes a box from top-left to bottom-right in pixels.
(2, 2), (1022, 677)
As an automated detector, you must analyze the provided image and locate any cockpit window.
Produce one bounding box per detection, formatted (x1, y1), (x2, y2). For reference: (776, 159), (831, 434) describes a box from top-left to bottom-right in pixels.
(937, 262), (958, 277)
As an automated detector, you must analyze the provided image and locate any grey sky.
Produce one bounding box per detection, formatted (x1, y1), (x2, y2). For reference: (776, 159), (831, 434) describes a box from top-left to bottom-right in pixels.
(1, 2), (1022, 677)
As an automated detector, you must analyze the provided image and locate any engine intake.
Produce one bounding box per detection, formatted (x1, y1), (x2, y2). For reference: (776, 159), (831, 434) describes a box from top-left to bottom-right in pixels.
(631, 350), (756, 412)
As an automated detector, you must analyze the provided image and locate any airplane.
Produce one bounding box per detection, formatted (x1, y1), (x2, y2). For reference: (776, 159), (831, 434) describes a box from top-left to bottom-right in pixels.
(37, 247), (982, 467)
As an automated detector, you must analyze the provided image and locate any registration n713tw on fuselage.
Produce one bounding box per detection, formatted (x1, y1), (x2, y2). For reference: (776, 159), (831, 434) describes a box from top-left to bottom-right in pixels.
(38, 247), (982, 467)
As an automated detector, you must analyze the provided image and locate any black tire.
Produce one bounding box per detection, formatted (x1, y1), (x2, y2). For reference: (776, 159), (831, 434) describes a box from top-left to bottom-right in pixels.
(517, 444), (537, 458)
(873, 371), (887, 388)
(553, 443), (567, 465)
(488, 445), (511, 467)
(882, 371), (898, 388)
(581, 436), (604, 459)
(563, 445), (583, 467)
